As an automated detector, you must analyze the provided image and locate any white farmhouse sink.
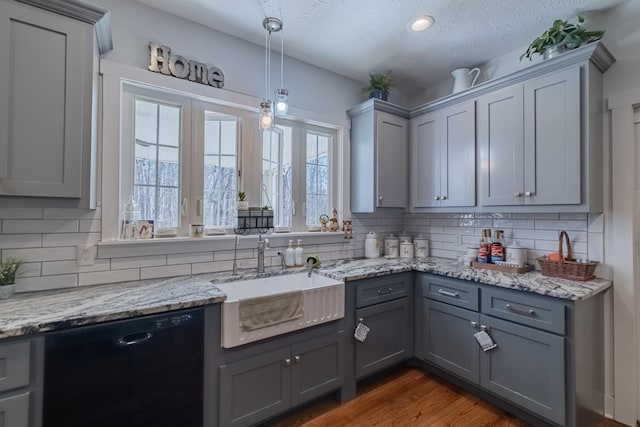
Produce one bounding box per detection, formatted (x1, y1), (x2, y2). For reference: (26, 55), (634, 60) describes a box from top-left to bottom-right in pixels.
(215, 273), (345, 348)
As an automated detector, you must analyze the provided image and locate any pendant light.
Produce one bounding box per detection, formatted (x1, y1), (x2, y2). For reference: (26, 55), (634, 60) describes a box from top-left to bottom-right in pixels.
(274, 34), (289, 116)
(259, 17), (286, 130)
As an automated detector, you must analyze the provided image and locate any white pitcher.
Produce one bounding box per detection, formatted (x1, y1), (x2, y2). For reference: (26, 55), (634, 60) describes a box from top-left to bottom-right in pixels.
(451, 67), (480, 94)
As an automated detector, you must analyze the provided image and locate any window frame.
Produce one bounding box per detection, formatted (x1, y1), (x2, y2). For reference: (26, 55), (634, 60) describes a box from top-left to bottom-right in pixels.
(100, 60), (350, 243)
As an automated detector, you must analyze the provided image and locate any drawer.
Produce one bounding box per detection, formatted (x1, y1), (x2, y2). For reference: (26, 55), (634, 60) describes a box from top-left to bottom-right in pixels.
(0, 341), (30, 393)
(0, 392), (30, 427)
(481, 287), (565, 334)
(356, 273), (411, 308)
(420, 274), (479, 311)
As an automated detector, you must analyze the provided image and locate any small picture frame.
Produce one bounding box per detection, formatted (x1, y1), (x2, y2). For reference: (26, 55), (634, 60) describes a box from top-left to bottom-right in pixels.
(137, 220), (154, 239)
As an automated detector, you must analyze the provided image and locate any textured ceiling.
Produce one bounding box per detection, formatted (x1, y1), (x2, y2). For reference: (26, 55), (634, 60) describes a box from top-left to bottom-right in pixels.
(134, 0), (627, 96)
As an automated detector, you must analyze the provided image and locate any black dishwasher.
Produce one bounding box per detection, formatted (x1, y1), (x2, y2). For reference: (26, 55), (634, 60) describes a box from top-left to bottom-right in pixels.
(43, 307), (204, 427)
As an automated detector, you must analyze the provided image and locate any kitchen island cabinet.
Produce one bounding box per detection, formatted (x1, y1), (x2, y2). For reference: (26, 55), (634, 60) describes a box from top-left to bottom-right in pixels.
(0, 0), (111, 208)
(348, 99), (409, 212)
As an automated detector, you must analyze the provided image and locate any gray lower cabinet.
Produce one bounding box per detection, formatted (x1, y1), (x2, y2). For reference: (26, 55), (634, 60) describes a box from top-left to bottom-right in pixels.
(417, 273), (603, 427)
(0, 337), (43, 427)
(353, 273), (414, 380)
(219, 331), (343, 427)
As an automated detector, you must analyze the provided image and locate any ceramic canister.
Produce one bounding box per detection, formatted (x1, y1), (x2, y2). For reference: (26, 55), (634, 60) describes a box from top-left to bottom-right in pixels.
(505, 241), (528, 267)
(384, 234), (400, 258)
(400, 241), (414, 258)
(414, 237), (429, 259)
(365, 231), (380, 259)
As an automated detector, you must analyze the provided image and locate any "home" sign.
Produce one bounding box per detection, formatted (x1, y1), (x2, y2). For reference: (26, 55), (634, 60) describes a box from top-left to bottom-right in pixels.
(148, 42), (225, 88)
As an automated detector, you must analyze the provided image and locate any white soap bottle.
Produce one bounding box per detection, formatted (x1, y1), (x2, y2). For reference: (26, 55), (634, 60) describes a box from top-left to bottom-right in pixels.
(285, 240), (296, 267)
(294, 239), (304, 266)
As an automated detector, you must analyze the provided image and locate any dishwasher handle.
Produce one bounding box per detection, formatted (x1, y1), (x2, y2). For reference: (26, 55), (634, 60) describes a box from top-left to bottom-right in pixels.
(116, 332), (153, 347)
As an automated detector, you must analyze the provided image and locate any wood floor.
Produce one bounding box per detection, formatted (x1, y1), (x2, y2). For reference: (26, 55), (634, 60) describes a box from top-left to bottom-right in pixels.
(267, 366), (626, 427)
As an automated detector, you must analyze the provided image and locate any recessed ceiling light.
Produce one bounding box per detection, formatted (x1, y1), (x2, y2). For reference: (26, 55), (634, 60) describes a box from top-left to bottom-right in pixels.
(410, 15), (435, 32)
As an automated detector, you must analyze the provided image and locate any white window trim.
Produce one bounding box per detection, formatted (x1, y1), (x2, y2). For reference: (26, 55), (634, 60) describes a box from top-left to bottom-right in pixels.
(99, 59), (351, 248)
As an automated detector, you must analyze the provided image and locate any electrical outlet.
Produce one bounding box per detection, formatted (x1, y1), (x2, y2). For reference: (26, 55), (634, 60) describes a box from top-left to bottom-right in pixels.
(77, 244), (95, 266)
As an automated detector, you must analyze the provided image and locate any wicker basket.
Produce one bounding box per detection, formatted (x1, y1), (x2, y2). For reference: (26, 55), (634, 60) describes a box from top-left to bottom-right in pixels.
(537, 231), (598, 281)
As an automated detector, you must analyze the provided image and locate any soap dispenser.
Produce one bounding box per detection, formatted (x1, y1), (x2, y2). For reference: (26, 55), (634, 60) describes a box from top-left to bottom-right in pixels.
(294, 239), (304, 266)
(285, 240), (295, 267)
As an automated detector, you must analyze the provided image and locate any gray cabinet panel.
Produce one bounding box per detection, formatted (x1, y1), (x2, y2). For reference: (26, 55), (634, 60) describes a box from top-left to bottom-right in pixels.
(482, 287), (565, 334)
(421, 299), (480, 384)
(419, 274), (479, 311)
(477, 85), (525, 206)
(410, 101), (475, 209)
(219, 347), (291, 427)
(410, 111), (440, 208)
(0, 1), (89, 198)
(291, 332), (344, 407)
(524, 67), (581, 205)
(350, 110), (375, 213)
(0, 341), (30, 394)
(355, 297), (413, 379)
(356, 273), (411, 308)
(480, 314), (565, 425)
(376, 111), (408, 208)
(0, 392), (29, 427)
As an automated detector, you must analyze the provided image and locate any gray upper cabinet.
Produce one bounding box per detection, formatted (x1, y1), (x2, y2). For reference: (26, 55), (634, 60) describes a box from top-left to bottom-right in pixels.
(410, 100), (476, 209)
(348, 100), (409, 213)
(0, 0), (111, 208)
(478, 67), (581, 207)
(475, 43), (614, 212)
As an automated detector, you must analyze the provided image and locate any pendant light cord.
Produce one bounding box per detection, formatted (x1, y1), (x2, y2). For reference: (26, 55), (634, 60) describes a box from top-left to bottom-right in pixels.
(264, 29), (269, 102)
(280, 36), (284, 88)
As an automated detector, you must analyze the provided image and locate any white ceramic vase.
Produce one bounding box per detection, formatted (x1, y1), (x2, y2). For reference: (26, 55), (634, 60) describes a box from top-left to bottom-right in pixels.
(0, 284), (15, 300)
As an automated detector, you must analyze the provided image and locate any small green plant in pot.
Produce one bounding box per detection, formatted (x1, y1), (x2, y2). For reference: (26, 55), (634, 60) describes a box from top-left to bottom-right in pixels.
(362, 71), (395, 101)
(236, 191), (249, 210)
(520, 15), (605, 61)
(0, 258), (22, 299)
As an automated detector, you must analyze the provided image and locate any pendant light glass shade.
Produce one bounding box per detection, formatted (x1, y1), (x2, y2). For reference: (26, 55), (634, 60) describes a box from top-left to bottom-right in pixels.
(274, 88), (289, 116)
(259, 100), (274, 130)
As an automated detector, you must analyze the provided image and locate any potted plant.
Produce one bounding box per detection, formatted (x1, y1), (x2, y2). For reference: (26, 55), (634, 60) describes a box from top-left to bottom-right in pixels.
(362, 71), (395, 101)
(0, 258), (22, 299)
(520, 15), (605, 61)
(236, 191), (249, 211)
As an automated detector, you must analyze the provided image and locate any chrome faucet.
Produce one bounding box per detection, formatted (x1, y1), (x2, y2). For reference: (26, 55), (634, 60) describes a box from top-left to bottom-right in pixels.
(232, 235), (239, 275)
(257, 235), (269, 273)
(276, 251), (286, 270)
(307, 258), (315, 277)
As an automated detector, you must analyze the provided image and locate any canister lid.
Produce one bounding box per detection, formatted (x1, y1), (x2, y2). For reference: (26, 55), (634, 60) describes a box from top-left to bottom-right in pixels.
(366, 231), (377, 238)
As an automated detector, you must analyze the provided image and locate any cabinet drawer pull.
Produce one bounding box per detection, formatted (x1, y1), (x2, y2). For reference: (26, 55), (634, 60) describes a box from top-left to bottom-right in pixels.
(434, 196), (439, 200)
(284, 358), (292, 367)
(377, 287), (393, 296)
(470, 321), (478, 328)
(294, 355), (301, 364)
(525, 191), (534, 197)
(441, 195), (447, 200)
(514, 192), (522, 197)
(437, 289), (459, 298)
(506, 304), (535, 316)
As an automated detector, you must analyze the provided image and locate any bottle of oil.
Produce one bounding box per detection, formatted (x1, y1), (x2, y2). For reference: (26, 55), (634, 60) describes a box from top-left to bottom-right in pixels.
(478, 229), (491, 263)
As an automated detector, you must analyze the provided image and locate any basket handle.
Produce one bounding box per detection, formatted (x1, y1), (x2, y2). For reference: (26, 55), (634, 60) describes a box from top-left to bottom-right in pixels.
(558, 231), (575, 262)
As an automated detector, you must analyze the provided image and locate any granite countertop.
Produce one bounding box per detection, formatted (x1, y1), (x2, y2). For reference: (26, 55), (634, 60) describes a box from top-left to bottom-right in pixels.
(0, 257), (611, 340)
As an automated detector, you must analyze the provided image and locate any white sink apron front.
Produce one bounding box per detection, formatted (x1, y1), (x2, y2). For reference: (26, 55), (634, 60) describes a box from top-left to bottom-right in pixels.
(215, 273), (345, 348)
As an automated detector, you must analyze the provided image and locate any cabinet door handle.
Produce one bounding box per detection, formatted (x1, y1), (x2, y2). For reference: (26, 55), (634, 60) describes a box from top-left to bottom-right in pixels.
(470, 321), (478, 328)
(506, 304), (535, 316)
(514, 192), (522, 197)
(480, 325), (488, 332)
(377, 287), (393, 296)
(437, 289), (459, 298)
(294, 355), (301, 364)
(525, 191), (534, 197)
(441, 195), (447, 200)
(284, 358), (292, 367)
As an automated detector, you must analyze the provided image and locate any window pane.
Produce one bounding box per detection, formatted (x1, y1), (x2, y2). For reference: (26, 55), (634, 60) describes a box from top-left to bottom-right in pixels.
(133, 98), (180, 229)
(158, 147), (179, 187)
(158, 104), (180, 147)
(305, 131), (331, 226)
(135, 100), (157, 145)
(203, 111), (237, 228)
(262, 127), (292, 228)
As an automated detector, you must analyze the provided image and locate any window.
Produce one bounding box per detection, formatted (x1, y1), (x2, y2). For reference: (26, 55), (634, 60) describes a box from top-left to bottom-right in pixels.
(118, 82), (342, 239)
(261, 121), (336, 231)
